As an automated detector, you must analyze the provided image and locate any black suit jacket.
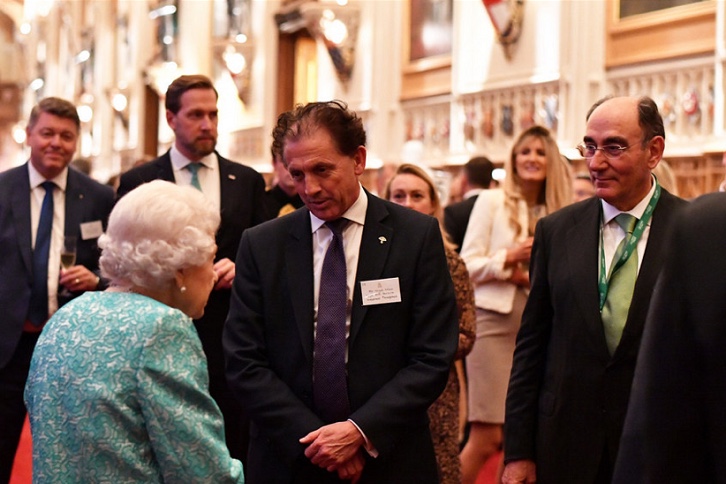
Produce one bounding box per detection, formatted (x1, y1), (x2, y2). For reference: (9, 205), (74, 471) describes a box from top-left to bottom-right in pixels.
(444, 195), (478, 251)
(0, 164), (114, 368)
(265, 184), (304, 217)
(223, 192), (459, 483)
(503, 190), (686, 483)
(117, 151), (271, 379)
(613, 192), (726, 483)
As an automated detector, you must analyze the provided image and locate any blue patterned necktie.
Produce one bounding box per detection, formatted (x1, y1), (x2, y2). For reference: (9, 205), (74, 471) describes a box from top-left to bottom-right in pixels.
(28, 181), (55, 325)
(186, 163), (202, 191)
(313, 218), (351, 423)
(602, 213), (638, 355)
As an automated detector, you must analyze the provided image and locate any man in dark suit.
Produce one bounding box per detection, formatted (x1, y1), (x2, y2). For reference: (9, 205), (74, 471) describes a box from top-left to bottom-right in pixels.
(0, 97), (114, 483)
(502, 96), (687, 484)
(223, 101), (458, 483)
(264, 139), (303, 218)
(613, 192), (726, 483)
(444, 156), (494, 251)
(117, 75), (270, 463)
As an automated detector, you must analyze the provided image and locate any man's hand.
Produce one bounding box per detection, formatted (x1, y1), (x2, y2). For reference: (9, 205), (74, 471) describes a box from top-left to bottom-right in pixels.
(213, 258), (235, 290)
(335, 450), (366, 483)
(299, 421), (364, 471)
(502, 459), (537, 484)
(59, 266), (100, 292)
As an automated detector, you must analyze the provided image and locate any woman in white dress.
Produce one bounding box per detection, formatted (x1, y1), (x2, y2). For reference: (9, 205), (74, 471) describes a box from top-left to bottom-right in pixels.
(459, 125), (572, 483)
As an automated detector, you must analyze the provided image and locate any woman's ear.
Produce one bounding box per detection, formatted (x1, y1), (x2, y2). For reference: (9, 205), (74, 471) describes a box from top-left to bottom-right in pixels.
(174, 269), (185, 290)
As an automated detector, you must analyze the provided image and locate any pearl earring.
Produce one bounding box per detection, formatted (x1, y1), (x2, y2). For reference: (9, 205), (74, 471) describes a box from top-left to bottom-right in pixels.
(180, 286), (187, 293)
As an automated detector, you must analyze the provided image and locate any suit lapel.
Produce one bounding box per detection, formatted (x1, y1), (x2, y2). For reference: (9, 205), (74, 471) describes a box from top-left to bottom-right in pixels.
(11, 166), (33, 276)
(350, 195), (393, 344)
(64, 170), (83, 237)
(286, 196), (395, 360)
(156, 152), (176, 182)
(216, 153), (236, 203)
(286, 209), (316, 363)
(565, 198), (612, 362)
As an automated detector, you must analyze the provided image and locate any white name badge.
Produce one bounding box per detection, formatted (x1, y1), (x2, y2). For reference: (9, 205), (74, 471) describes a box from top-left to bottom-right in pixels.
(360, 277), (402, 306)
(80, 220), (103, 240)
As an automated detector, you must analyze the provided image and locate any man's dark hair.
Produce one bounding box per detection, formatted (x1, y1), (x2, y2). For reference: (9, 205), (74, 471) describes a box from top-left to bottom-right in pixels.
(272, 100), (366, 165)
(464, 156), (494, 188)
(165, 75), (218, 114)
(28, 97), (80, 131)
(586, 95), (665, 146)
(71, 157), (92, 176)
(270, 111), (292, 162)
(636, 96), (665, 143)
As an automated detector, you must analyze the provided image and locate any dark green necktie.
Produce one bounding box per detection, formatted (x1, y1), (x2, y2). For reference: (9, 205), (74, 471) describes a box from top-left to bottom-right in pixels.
(186, 163), (202, 191)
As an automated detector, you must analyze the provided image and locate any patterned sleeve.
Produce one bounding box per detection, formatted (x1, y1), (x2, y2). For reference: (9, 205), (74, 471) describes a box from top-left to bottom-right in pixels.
(136, 312), (244, 484)
(446, 248), (477, 360)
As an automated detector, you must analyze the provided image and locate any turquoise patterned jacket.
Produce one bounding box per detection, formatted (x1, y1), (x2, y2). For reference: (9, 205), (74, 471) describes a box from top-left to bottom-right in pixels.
(25, 291), (244, 483)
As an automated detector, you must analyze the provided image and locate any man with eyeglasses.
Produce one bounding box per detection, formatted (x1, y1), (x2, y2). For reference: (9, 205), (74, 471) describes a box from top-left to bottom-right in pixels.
(502, 96), (687, 484)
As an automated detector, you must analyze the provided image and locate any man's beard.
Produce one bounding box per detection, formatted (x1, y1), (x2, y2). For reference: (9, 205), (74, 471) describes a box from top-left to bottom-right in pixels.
(191, 138), (216, 158)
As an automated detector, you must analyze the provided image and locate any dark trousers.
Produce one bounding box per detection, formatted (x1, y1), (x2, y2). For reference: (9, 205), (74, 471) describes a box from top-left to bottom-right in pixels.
(0, 332), (40, 484)
(209, 371), (250, 464)
(194, 291), (250, 465)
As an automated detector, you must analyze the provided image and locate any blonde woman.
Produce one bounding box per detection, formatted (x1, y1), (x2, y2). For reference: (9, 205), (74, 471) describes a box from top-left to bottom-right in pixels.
(385, 164), (476, 484)
(459, 125), (572, 483)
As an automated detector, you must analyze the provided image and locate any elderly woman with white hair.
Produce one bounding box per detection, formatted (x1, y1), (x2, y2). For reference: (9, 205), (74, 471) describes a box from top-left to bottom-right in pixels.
(24, 180), (244, 483)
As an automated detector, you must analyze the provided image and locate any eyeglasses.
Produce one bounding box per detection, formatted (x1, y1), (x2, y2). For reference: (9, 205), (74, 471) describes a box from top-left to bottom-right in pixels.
(576, 142), (637, 159)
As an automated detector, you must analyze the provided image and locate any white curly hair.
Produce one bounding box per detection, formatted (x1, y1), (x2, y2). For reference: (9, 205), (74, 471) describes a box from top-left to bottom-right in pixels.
(99, 180), (220, 290)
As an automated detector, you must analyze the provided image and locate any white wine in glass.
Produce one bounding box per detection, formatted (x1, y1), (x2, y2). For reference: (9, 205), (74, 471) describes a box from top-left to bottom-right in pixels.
(59, 236), (78, 297)
(60, 236), (77, 270)
(60, 252), (76, 269)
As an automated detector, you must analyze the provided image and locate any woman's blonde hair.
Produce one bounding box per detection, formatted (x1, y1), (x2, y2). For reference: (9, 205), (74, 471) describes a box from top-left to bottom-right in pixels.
(99, 180), (220, 290)
(503, 125), (572, 236)
(652, 159), (679, 196)
(383, 163), (456, 250)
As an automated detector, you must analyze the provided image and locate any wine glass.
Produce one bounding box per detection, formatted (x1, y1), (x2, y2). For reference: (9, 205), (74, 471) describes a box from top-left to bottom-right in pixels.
(59, 235), (77, 296)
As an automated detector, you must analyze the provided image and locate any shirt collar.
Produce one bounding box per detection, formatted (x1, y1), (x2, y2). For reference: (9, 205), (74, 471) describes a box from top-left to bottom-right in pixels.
(170, 144), (216, 170)
(27, 161), (68, 191)
(601, 175), (657, 225)
(310, 184), (368, 233)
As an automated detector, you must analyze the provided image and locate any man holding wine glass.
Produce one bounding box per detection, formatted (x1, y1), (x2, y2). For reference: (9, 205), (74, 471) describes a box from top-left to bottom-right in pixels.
(59, 235), (78, 298)
(0, 96), (115, 482)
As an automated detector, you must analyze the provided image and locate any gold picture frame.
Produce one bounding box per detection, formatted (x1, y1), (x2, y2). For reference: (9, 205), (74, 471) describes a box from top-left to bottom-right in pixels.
(606, 0), (715, 67)
(401, 0), (453, 100)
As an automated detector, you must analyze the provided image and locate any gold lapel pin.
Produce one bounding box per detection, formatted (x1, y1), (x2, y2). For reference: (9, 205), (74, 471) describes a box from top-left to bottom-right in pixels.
(379, 236), (387, 244)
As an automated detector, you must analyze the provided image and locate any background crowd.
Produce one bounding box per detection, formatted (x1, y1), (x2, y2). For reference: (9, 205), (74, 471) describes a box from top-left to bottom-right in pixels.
(2, 73), (724, 484)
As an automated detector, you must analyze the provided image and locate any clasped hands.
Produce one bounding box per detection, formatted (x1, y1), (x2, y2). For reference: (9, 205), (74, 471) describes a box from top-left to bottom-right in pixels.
(299, 421), (366, 482)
